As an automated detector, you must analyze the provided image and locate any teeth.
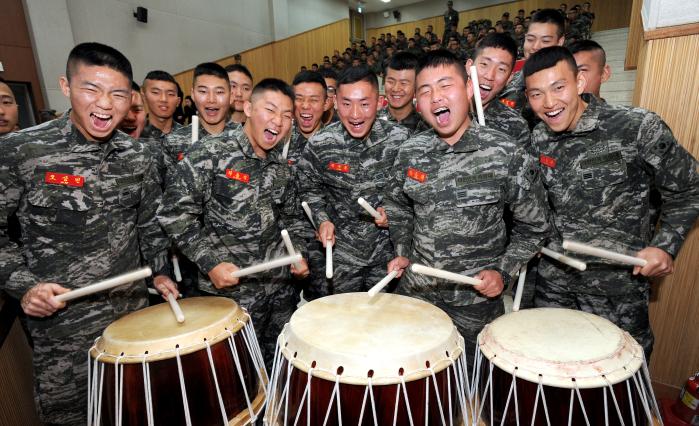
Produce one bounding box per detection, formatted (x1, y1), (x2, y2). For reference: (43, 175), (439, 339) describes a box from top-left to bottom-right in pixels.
(300, 114), (312, 119)
(479, 84), (492, 90)
(433, 107), (449, 114)
(266, 129), (278, 135)
(93, 113), (111, 119)
(545, 109), (563, 117)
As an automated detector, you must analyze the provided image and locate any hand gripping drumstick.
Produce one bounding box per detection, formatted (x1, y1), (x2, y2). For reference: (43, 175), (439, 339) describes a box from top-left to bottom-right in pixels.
(469, 65), (486, 126)
(562, 240), (648, 267)
(301, 201), (317, 230)
(512, 264), (527, 312)
(230, 254), (302, 278)
(191, 115), (199, 143)
(326, 240), (333, 279)
(540, 247), (587, 271)
(368, 270), (399, 298)
(281, 229), (303, 270)
(167, 293), (185, 323)
(358, 197), (382, 220)
(410, 264), (483, 286)
(54, 267), (153, 302)
(171, 254), (182, 282)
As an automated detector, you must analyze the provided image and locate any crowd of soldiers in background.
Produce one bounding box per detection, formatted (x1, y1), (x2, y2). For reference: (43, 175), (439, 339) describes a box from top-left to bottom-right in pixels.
(300, 2), (595, 77)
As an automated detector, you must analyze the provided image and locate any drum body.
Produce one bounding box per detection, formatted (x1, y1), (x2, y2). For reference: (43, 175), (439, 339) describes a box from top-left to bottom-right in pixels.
(474, 308), (661, 426)
(88, 297), (267, 426)
(265, 293), (470, 426)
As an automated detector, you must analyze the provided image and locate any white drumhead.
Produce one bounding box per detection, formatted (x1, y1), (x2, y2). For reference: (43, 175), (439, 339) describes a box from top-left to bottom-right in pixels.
(478, 308), (644, 389)
(91, 297), (249, 363)
(279, 293), (464, 385)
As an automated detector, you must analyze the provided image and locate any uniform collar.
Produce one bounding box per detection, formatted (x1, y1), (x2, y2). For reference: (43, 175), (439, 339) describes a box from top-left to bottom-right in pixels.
(62, 111), (131, 153)
(345, 118), (387, 149)
(235, 126), (284, 165)
(532, 93), (600, 142)
(435, 121), (481, 153)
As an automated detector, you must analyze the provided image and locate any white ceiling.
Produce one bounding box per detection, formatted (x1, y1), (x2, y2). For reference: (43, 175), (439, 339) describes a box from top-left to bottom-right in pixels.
(348, 0), (425, 13)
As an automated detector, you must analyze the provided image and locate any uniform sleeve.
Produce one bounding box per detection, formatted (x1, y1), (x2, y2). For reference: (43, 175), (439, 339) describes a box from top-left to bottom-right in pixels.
(497, 146), (551, 276)
(297, 137), (331, 224)
(0, 141), (40, 299)
(136, 153), (170, 276)
(638, 113), (699, 257)
(383, 145), (414, 258)
(157, 144), (222, 274)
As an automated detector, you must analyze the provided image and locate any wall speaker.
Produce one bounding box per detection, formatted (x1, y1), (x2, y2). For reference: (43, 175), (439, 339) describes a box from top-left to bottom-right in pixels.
(133, 6), (148, 23)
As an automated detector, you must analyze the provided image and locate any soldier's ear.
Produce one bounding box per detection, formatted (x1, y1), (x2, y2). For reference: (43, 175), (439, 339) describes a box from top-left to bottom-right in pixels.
(576, 70), (587, 95)
(465, 58), (473, 69)
(322, 95), (332, 112)
(59, 76), (70, 98)
(243, 100), (253, 118)
(601, 64), (612, 84)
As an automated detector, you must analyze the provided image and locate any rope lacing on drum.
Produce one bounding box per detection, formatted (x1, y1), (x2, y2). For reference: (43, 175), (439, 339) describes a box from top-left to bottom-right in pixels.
(631, 368), (654, 422)
(205, 339), (229, 425)
(357, 376), (379, 426)
(142, 357), (154, 426)
(531, 375), (551, 426)
(499, 369), (519, 426)
(226, 330), (256, 422)
(239, 317), (269, 396)
(400, 375), (416, 426)
(175, 346), (193, 426)
(427, 366), (448, 426)
(569, 381), (591, 426)
(87, 347), (106, 426)
(602, 375), (625, 426)
(475, 358), (495, 425)
(321, 375), (343, 426)
(641, 356), (663, 422)
(291, 364), (313, 426)
(115, 354), (125, 426)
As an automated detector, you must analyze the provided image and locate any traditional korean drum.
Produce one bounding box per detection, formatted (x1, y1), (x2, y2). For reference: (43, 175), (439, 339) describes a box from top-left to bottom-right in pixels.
(264, 292), (470, 425)
(87, 297), (267, 426)
(473, 308), (662, 425)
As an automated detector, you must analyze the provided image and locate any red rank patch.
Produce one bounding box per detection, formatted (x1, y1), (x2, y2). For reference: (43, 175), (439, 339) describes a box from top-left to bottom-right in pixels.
(500, 98), (516, 108)
(539, 154), (557, 169)
(225, 169), (250, 184)
(287, 159), (295, 165)
(328, 162), (350, 173)
(407, 167), (427, 183)
(177, 152), (184, 161)
(45, 171), (85, 187)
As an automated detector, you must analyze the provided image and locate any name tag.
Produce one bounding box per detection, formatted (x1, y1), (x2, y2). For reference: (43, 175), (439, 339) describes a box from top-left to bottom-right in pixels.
(225, 169), (250, 184)
(45, 171), (85, 187)
(328, 162), (350, 173)
(539, 155), (557, 169)
(407, 167), (427, 183)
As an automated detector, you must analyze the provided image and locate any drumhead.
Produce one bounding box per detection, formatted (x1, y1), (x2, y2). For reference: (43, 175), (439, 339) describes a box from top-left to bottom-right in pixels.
(278, 293), (464, 385)
(91, 297), (249, 363)
(478, 308), (644, 389)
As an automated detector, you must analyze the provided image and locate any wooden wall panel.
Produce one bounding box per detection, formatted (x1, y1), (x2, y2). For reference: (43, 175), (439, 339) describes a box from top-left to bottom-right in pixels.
(626, 0), (644, 70)
(0, 319), (42, 426)
(633, 33), (699, 395)
(367, 0), (632, 41)
(175, 19), (350, 97)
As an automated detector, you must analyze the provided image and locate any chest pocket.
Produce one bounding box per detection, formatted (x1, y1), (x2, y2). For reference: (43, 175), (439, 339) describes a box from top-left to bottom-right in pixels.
(213, 175), (256, 204)
(118, 184), (142, 208)
(578, 151), (628, 190)
(453, 173), (501, 207)
(27, 187), (92, 226)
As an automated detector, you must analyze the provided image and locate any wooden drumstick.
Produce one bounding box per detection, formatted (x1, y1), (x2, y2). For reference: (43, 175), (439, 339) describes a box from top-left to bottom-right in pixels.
(562, 240), (648, 267)
(358, 197), (382, 220)
(326, 240), (333, 279)
(230, 254), (302, 278)
(191, 115), (199, 142)
(301, 201), (317, 230)
(281, 229), (303, 270)
(54, 267), (153, 302)
(410, 264), (483, 285)
(512, 264), (527, 312)
(368, 270), (399, 297)
(540, 247), (587, 271)
(469, 65), (486, 126)
(167, 293), (185, 323)
(172, 254), (182, 282)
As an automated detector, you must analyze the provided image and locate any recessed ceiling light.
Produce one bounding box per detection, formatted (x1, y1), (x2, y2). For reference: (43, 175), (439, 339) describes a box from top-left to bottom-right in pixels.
(381, 0), (391, 3)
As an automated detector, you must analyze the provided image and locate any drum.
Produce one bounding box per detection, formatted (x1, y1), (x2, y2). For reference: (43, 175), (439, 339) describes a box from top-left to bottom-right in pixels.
(264, 292), (470, 425)
(473, 308), (662, 425)
(87, 297), (267, 426)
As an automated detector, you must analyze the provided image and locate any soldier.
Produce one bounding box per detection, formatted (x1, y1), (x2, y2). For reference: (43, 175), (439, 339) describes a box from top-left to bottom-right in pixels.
(119, 81), (147, 139)
(384, 50), (550, 363)
(297, 66), (409, 298)
(319, 68), (340, 125)
(500, 12), (514, 36)
(0, 42), (175, 425)
(499, 9), (565, 113)
(523, 46), (699, 360)
(157, 78), (308, 367)
(140, 70), (183, 139)
(0, 77), (19, 135)
(378, 52), (428, 135)
(466, 33), (530, 145)
(443, 1), (460, 44)
(225, 64), (253, 125)
(570, 39), (611, 99)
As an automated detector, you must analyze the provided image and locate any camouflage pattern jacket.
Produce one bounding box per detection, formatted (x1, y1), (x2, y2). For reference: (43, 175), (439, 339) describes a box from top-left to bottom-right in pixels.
(482, 98), (530, 146)
(297, 119), (409, 266)
(377, 106), (429, 136)
(384, 122), (551, 306)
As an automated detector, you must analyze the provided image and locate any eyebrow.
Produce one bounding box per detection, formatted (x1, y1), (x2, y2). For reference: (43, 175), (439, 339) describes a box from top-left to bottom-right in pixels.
(417, 76), (453, 91)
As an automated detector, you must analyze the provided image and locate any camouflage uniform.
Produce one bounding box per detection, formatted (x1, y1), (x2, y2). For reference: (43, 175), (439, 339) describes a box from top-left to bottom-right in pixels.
(297, 120), (409, 298)
(499, 70), (540, 129)
(140, 119), (183, 140)
(0, 114), (169, 424)
(531, 95), (699, 359)
(481, 98), (530, 145)
(156, 126), (303, 368)
(377, 106), (429, 136)
(383, 123), (551, 363)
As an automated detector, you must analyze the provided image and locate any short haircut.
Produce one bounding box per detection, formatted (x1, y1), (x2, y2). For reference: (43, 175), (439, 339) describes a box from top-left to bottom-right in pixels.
(417, 49), (468, 84)
(224, 64), (253, 81)
(337, 65), (378, 91)
(473, 33), (518, 68)
(530, 8), (566, 38)
(522, 46), (577, 79)
(251, 78), (295, 104)
(319, 68), (339, 80)
(388, 52), (419, 72)
(193, 62), (229, 85)
(569, 39), (607, 65)
(143, 70), (176, 87)
(66, 42), (132, 82)
(131, 81), (140, 91)
(292, 70), (328, 94)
